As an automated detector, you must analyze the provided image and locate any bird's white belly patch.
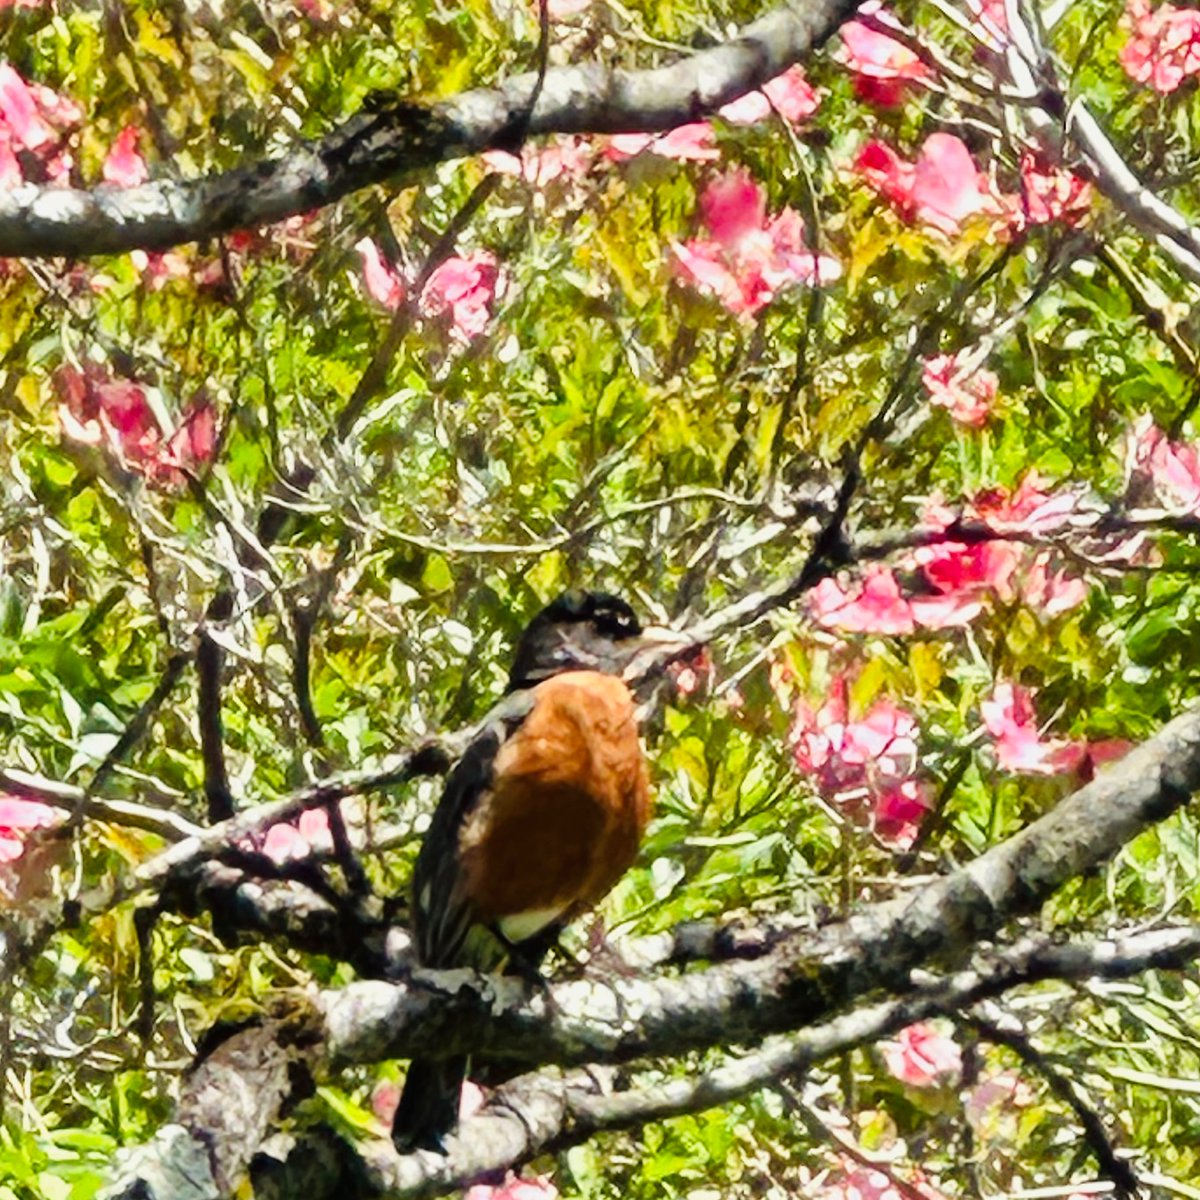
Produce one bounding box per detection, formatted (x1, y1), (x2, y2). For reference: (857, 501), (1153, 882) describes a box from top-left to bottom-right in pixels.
(498, 906), (566, 944)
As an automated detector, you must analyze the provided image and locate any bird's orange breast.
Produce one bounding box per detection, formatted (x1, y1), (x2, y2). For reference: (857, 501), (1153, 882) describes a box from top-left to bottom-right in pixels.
(458, 671), (649, 932)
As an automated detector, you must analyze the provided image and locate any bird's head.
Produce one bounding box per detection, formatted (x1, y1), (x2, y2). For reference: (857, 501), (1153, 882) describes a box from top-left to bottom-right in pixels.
(507, 590), (691, 690)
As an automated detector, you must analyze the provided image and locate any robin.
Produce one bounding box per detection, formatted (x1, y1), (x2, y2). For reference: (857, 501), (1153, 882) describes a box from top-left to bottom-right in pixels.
(391, 590), (690, 1151)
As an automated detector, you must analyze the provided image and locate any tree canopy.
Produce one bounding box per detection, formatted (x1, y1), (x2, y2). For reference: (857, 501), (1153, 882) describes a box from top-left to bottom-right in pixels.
(4, 0), (1200, 1198)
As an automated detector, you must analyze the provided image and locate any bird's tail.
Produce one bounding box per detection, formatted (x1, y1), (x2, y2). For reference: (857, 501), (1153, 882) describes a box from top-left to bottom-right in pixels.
(391, 1055), (467, 1152)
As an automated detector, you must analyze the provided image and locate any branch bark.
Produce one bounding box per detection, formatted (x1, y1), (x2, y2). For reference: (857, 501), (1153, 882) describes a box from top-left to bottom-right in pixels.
(320, 707), (1200, 1072)
(248, 924), (1200, 1200)
(103, 705), (1200, 1198)
(0, 0), (858, 258)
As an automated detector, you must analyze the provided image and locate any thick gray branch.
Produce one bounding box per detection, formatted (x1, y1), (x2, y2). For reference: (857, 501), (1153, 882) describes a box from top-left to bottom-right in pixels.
(100, 686), (1200, 1200)
(0, 0), (858, 258)
(321, 707), (1200, 1070)
(247, 925), (1200, 1200)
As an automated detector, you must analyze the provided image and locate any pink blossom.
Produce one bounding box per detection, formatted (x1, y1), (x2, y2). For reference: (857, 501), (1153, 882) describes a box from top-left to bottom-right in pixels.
(1019, 552), (1089, 616)
(1018, 153), (1092, 227)
(421, 250), (499, 342)
(814, 478), (1090, 633)
(604, 122), (719, 162)
(790, 681), (927, 846)
(155, 400), (217, 485)
(701, 170), (765, 243)
(465, 1176), (558, 1200)
(673, 170), (840, 317)
(981, 682), (1086, 775)
(855, 140), (917, 213)
(906, 133), (1010, 237)
(262, 807), (333, 863)
(0, 795), (58, 865)
(1120, 0), (1200, 93)
(358, 240), (499, 342)
(873, 778), (930, 848)
(977, 472), (1085, 535)
(102, 126), (148, 187)
(919, 483), (1089, 619)
(0, 63), (80, 186)
(915, 538), (1021, 602)
(922, 352), (998, 427)
(0, 63), (55, 152)
(838, 7), (930, 106)
(811, 561), (986, 634)
(356, 237), (406, 310)
(482, 136), (592, 187)
(881, 1022), (963, 1088)
(719, 66), (820, 125)
(56, 364), (217, 489)
(858, 133), (1010, 238)
(809, 567), (916, 634)
(1125, 416), (1200, 514)
(790, 680), (920, 796)
(859, 137), (1089, 239)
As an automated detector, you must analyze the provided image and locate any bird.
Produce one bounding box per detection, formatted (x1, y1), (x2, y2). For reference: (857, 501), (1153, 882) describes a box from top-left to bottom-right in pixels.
(391, 590), (689, 1152)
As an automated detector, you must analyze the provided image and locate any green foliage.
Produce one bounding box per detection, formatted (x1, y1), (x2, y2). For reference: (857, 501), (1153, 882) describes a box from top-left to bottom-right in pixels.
(7, 0), (1200, 1195)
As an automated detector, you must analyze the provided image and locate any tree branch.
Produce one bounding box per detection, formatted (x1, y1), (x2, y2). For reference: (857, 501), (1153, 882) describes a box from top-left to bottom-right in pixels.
(318, 707), (1200, 1071)
(240, 924), (1200, 1200)
(0, 0), (858, 258)
(112, 706), (1200, 1195)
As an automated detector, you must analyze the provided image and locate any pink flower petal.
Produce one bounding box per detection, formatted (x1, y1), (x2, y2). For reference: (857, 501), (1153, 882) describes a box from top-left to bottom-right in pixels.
(420, 250), (499, 342)
(1121, 0), (1200, 92)
(809, 567), (916, 634)
(981, 682), (1086, 775)
(882, 1022), (963, 1087)
(262, 822), (310, 862)
(910, 133), (1007, 237)
(0, 797), (57, 830)
(356, 237), (406, 310)
(604, 122), (719, 162)
(1017, 153), (1092, 227)
(0, 63), (53, 151)
(839, 7), (929, 106)
(103, 126), (148, 188)
(762, 66), (821, 123)
(718, 90), (773, 125)
(701, 170), (767, 245)
(922, 352), (997, 427)
(873, 778), (929, 848)
(720, 67), (820, 125)
(671, 239), (749, 311)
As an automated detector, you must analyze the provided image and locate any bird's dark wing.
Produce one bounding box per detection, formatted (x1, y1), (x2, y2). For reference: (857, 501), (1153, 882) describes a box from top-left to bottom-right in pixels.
(410, 690), (535, 969)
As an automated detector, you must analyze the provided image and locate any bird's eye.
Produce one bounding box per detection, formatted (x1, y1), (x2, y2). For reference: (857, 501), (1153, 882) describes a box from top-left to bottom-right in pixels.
(592, 608), (638, 640)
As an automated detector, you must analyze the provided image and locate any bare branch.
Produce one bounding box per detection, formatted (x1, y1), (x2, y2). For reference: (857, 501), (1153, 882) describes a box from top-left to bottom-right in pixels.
(0, 0), (858, 258)
(238, 924), (1200, 1200)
